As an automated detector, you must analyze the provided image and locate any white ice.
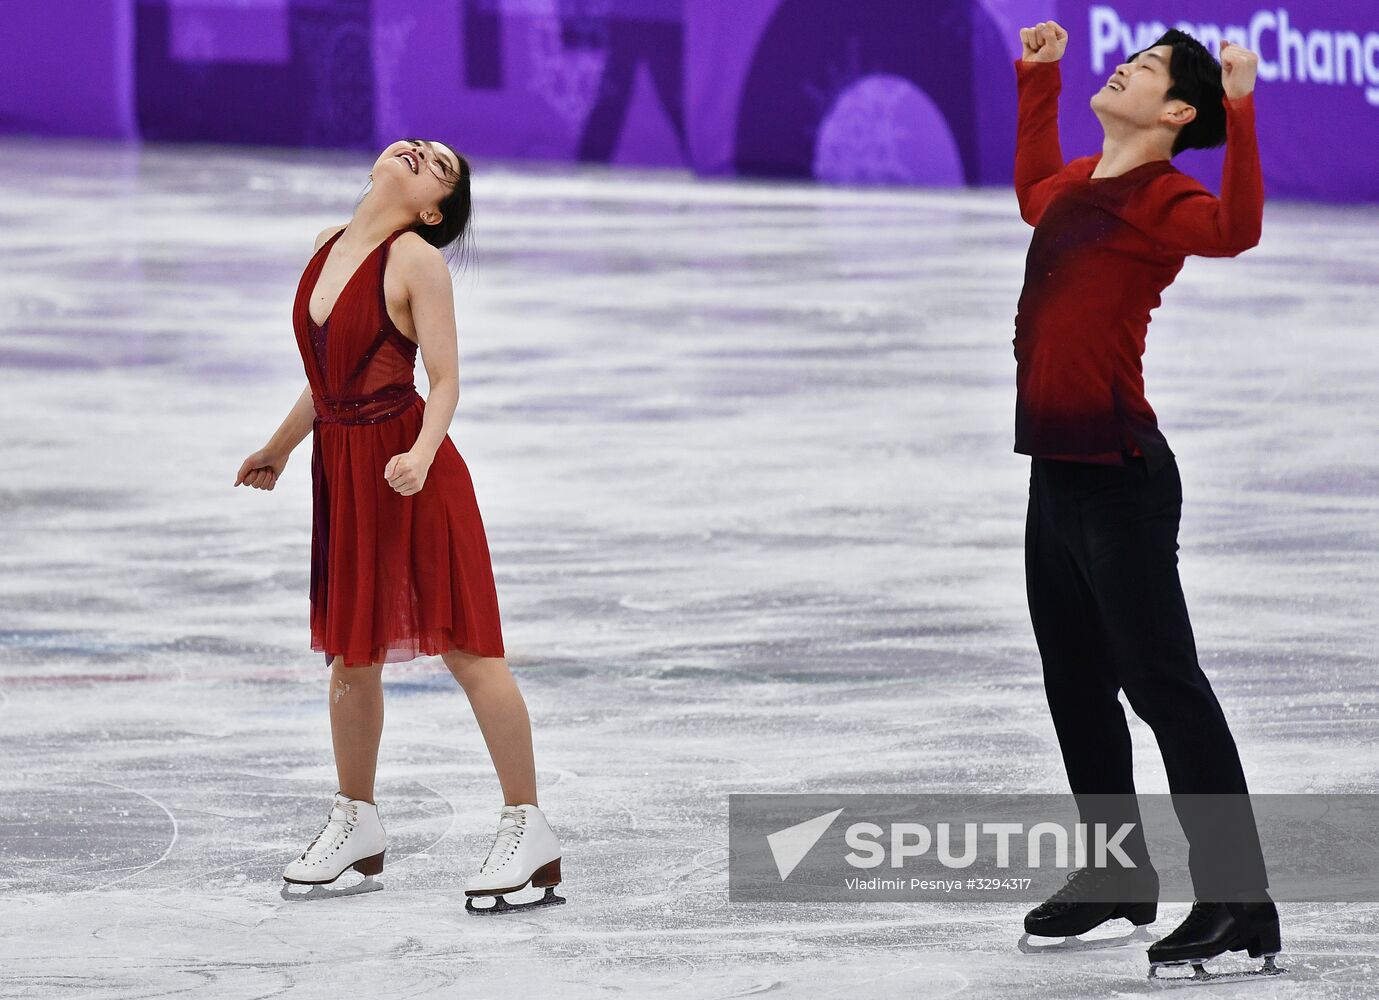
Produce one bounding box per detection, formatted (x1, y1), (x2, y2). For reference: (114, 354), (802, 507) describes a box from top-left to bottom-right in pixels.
(1, 136), (1377, 998)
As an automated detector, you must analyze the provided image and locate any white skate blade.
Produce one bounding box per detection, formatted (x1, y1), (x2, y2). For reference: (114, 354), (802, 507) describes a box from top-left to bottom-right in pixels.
(1019, 924), (1155, 954)
(280, 873), (383, 901)
(1149, 953), (1288, 987)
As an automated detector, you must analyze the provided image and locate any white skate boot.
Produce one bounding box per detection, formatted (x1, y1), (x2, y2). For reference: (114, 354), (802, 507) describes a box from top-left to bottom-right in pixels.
(281, 792), (387, 899)
(465, 803), (565, 914)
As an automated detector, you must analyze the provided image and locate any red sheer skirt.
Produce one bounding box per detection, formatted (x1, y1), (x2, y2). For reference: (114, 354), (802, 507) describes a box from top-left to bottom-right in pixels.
(309, 394), (505, 668)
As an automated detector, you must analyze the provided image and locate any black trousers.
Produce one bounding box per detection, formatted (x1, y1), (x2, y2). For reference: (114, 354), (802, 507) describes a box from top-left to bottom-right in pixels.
(1025, 454), (1267, 896)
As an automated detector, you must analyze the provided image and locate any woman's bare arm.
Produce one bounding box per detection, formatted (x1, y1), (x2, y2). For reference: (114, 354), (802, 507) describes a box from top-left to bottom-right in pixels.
(377, 233), (460, 496)
(235, 383), (313, 488)
(233, 226), (344, 489)
(264, 382), (317, 458)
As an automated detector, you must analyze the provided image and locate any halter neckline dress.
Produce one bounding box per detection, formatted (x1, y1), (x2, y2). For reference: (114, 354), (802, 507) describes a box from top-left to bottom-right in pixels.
(292, 227), (504, 667)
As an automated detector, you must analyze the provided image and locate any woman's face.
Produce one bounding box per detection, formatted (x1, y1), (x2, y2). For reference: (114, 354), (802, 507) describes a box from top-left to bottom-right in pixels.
(371, 138), (462, 213)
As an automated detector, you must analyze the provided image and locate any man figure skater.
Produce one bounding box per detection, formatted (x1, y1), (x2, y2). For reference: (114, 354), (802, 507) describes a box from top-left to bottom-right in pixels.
(1011, 19), (1283, 978)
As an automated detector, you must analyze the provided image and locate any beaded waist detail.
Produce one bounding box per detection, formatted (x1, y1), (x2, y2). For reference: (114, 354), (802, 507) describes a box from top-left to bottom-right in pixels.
(314, 385), (420, 425)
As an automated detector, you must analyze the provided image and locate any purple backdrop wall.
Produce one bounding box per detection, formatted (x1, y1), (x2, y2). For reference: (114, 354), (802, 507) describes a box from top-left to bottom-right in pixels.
(4, 1), (1376, 200)
(1056, 1), (1379, 201)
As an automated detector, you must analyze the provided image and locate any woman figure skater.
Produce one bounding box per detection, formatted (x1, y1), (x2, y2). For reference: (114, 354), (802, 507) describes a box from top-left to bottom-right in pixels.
(234, 138), (563, 913)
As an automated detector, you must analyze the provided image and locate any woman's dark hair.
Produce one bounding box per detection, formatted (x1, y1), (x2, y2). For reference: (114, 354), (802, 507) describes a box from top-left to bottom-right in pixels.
(1146, 29), (1227, 156)
(411, 140), (473, 274)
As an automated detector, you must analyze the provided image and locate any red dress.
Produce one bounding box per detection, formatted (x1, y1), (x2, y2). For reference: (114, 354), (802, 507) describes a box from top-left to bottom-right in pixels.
(292, 227), (504, 667)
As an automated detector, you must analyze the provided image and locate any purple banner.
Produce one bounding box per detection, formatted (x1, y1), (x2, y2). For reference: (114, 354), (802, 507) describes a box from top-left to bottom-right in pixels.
(687, 0), (1016, 186)
(1054, 2), (1379, 200)
(0, 1), (1374, 200)
(135, 0), (377, 148)
(370, 0), (688, 167)
(0, 2), (136, 140)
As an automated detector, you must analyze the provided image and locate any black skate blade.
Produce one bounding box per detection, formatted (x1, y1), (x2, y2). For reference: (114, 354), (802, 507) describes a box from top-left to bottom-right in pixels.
(1149, 953), (1288, 987)
(465, 885), (566, 915)
(1019, 925), (1156, 954)
(280, 874), (383, 901)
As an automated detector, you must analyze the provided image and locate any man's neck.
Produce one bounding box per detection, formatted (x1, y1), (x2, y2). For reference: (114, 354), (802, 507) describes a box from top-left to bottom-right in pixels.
(1092, 122), (1174, 179)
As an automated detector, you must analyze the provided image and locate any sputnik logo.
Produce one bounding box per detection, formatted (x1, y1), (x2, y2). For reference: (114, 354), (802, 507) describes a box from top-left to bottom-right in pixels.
(766, 808), (844, 880)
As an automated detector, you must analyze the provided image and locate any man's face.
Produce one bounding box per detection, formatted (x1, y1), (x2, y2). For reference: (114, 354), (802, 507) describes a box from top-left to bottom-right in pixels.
(1090, 44), (1195, 131)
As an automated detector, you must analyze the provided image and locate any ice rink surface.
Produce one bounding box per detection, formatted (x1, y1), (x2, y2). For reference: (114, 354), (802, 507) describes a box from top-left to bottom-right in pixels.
(1, 136), (1377, 998)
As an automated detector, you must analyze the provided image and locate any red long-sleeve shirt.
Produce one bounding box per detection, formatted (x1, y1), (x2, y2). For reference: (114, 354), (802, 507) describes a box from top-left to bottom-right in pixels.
(1011, 58), (1263, 470)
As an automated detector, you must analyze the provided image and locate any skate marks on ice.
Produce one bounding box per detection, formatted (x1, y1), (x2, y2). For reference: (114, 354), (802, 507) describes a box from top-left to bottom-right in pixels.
(0, 758), (461, 901)
(89, 778), (180, 889)
(1, 776), (180, 894)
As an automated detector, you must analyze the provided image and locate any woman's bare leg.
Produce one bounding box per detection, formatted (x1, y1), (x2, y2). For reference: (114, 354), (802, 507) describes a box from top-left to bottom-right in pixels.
(440, 651), (537, 806)
(328, 657), (385, 802)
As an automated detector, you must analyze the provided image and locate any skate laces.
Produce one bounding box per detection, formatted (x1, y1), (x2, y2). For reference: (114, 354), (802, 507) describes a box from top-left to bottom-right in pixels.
(1046, 867), (1116, 906)
(301, 802), (356, 861)
(1170, 901), (1220, 939)
(479, 806), (527, 873)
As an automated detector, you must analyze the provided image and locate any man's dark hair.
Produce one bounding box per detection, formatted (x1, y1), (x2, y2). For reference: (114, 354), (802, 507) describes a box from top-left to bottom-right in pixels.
(1141, 29), (1227, 156)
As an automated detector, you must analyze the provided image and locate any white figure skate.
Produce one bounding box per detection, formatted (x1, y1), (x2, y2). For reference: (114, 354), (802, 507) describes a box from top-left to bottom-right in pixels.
(465, 803), (565, 914)
(281, 792), (387, 900)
